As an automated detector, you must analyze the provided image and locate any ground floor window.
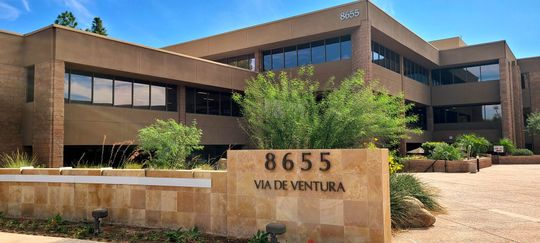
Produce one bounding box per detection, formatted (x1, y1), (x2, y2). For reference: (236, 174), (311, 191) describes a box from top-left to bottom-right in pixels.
(434, 104), (501, 124)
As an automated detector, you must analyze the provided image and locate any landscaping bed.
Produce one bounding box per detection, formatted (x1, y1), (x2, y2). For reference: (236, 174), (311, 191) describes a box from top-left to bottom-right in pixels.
(0, 213), (247, 243)
(494, 155), (540, 164)
(403, 157), (491, 173)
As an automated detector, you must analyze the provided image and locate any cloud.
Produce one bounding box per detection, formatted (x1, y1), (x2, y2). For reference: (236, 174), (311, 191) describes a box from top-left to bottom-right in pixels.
(0, 2), (20, 20)
(58, 0), (94, 25)
(21, 0), (29, 12)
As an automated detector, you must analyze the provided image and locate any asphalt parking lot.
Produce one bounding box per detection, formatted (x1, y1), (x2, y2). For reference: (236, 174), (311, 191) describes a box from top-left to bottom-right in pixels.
(393, 165), (540, 243)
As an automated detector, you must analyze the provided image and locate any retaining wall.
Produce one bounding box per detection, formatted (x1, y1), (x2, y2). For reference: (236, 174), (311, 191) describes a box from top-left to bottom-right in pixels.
(403, 157), (492, 173)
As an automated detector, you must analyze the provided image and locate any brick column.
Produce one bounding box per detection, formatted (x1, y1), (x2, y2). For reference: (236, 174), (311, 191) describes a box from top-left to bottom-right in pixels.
(499, 58), (514, 142)
(33, 60), (64, 167)
(351, 20), (372, 81)
(511, 63), (525, 147)
(254, 50), (263, 72)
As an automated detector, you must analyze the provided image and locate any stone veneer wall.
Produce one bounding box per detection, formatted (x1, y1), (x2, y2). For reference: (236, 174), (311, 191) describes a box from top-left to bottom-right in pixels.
(0, 149), (390, 242)
(0, 168), (228, 236)
(0, 64), (26, 154)
(227, 149), (391, 242)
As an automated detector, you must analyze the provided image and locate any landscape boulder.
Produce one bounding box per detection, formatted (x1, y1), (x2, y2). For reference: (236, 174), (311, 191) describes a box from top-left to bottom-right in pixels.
(402, 196), (436, 228)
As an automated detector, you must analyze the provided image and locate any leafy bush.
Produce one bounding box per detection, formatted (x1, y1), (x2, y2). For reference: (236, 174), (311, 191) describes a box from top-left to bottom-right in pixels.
(454, 134), (491, 158)
(122, 162), (144, 169)
(390, 173), (443, 229)
(138, 119), (203, 169)
(248, 230), (269, 243)
(233, 67), (420, 149)
(429, 142), (462, 160)
(421, 142), (445, 156)
(165, 227), (202, 242)
(526, 112), (540, 135)
(512, 148), (534, 156)
(0, 150), (38, 168)
(497, 138), (515, 155)
(389, 151), (404, 174)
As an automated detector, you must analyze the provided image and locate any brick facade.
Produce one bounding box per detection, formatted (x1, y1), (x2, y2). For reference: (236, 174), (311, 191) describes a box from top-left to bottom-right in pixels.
(0, 64), (25, 154)
(33, 60), (64, 167)
(351, 20), (372, 81)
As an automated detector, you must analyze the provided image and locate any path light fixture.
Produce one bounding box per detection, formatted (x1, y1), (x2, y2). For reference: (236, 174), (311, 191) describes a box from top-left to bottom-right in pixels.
(266, 222), (286, 243)
(92, 208), (108, 234)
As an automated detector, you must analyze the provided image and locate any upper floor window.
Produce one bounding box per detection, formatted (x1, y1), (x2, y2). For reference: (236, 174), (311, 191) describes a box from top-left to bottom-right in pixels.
(432, 61), (500, 86)
(216, 54), (256, 71)
(433, 104), (501, 124)
(404, 58), (429, 84)
(185, 87), (242, 117)
(371, 42), (400, 73)
(64, 70), (177, 111)
(262, 35), (351, 71)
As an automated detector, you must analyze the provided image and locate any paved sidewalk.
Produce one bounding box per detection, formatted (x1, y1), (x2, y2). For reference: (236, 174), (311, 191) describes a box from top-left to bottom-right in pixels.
(0, 232), (98, 243)
(393, 165), (540, 243)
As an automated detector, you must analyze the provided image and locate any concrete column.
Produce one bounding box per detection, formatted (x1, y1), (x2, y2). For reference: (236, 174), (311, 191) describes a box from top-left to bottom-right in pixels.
(33, 60), (64, 167)
(351, 20), (372, 81)
(499, 58), (515, 142)
(254, 50), (263, 73)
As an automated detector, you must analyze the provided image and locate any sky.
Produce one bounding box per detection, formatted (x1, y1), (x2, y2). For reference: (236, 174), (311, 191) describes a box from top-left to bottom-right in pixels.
(0, 0), (539, 58)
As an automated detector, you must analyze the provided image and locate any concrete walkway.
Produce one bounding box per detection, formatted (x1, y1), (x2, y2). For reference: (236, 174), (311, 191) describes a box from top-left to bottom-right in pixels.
(0, 232), (98, 243)
(393, 165), (540, 243)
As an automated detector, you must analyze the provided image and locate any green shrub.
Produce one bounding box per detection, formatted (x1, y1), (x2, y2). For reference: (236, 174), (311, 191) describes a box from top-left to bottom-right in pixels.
(512, 148), (534, 156)
(390, 173), (443, 229)
(122, 162), (144, 169)
(388, 151), (404, 174)
(497, 138), (515, 155)
(0, 150), (38, 168)
(138, 119), (203, 169)
(421, 142), (445, 156)
(454, 134), (491, 158)
(429, 142), (462, 160)
(248, 230), (269, 243)
(233, 67), (420, 149)
(526, 112), (540, 135)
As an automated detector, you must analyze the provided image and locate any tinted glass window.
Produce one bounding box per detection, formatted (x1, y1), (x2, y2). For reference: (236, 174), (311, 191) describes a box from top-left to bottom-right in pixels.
(249, 57), (256, 71)
(467, 66), (481, 82)
(133, 82), (150, 108)
(114, 79), (132, 107)
(26, 66), (34, 102)
(297, 43), (311, 66)
(340, 35), (352, 59)
(151, 85), (166, 110)
(195, 90), (208, 114)
(208, 91), (220, 115)
(220, 92), (232, 116)
(325, 37), (340, 62)
(284, 46), (297, 68)
(271, 49), (284, 70)
(481, 63), (499, 81)
(186, 87), (195, 113)
(263, 51), (272, 71)
(93, 76), (113, 105)
(434, 104), (501, 123)
(166, 86), (177, 112)
(64, 72), (69, 100)
(70, 72), (92, 102)
(311, 40), (325, 64)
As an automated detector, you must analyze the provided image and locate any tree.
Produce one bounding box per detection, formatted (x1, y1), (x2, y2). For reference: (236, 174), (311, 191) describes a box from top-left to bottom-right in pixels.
(232, 66), (420, 149)
(454, 134), (491, 158)
(138, 119), (203, 169)
(526, 112), (540, 135)
(86, 17), (107, 36)
(54, 11), (78, 28)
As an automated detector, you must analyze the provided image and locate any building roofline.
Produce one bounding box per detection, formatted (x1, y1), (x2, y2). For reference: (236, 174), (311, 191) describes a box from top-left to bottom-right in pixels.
(438, 40), (506, 51)
(517, 56), (540, 61)
(366, 0), (440, 51)
(161, 0), (361, 49)
(0, 29), (23, 36)
(26, 24), (257, 73)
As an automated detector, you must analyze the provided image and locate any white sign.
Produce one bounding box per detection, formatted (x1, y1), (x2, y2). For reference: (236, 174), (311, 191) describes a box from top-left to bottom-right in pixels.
(340, 9), (360, 21)
(494, 146), (505, 153)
